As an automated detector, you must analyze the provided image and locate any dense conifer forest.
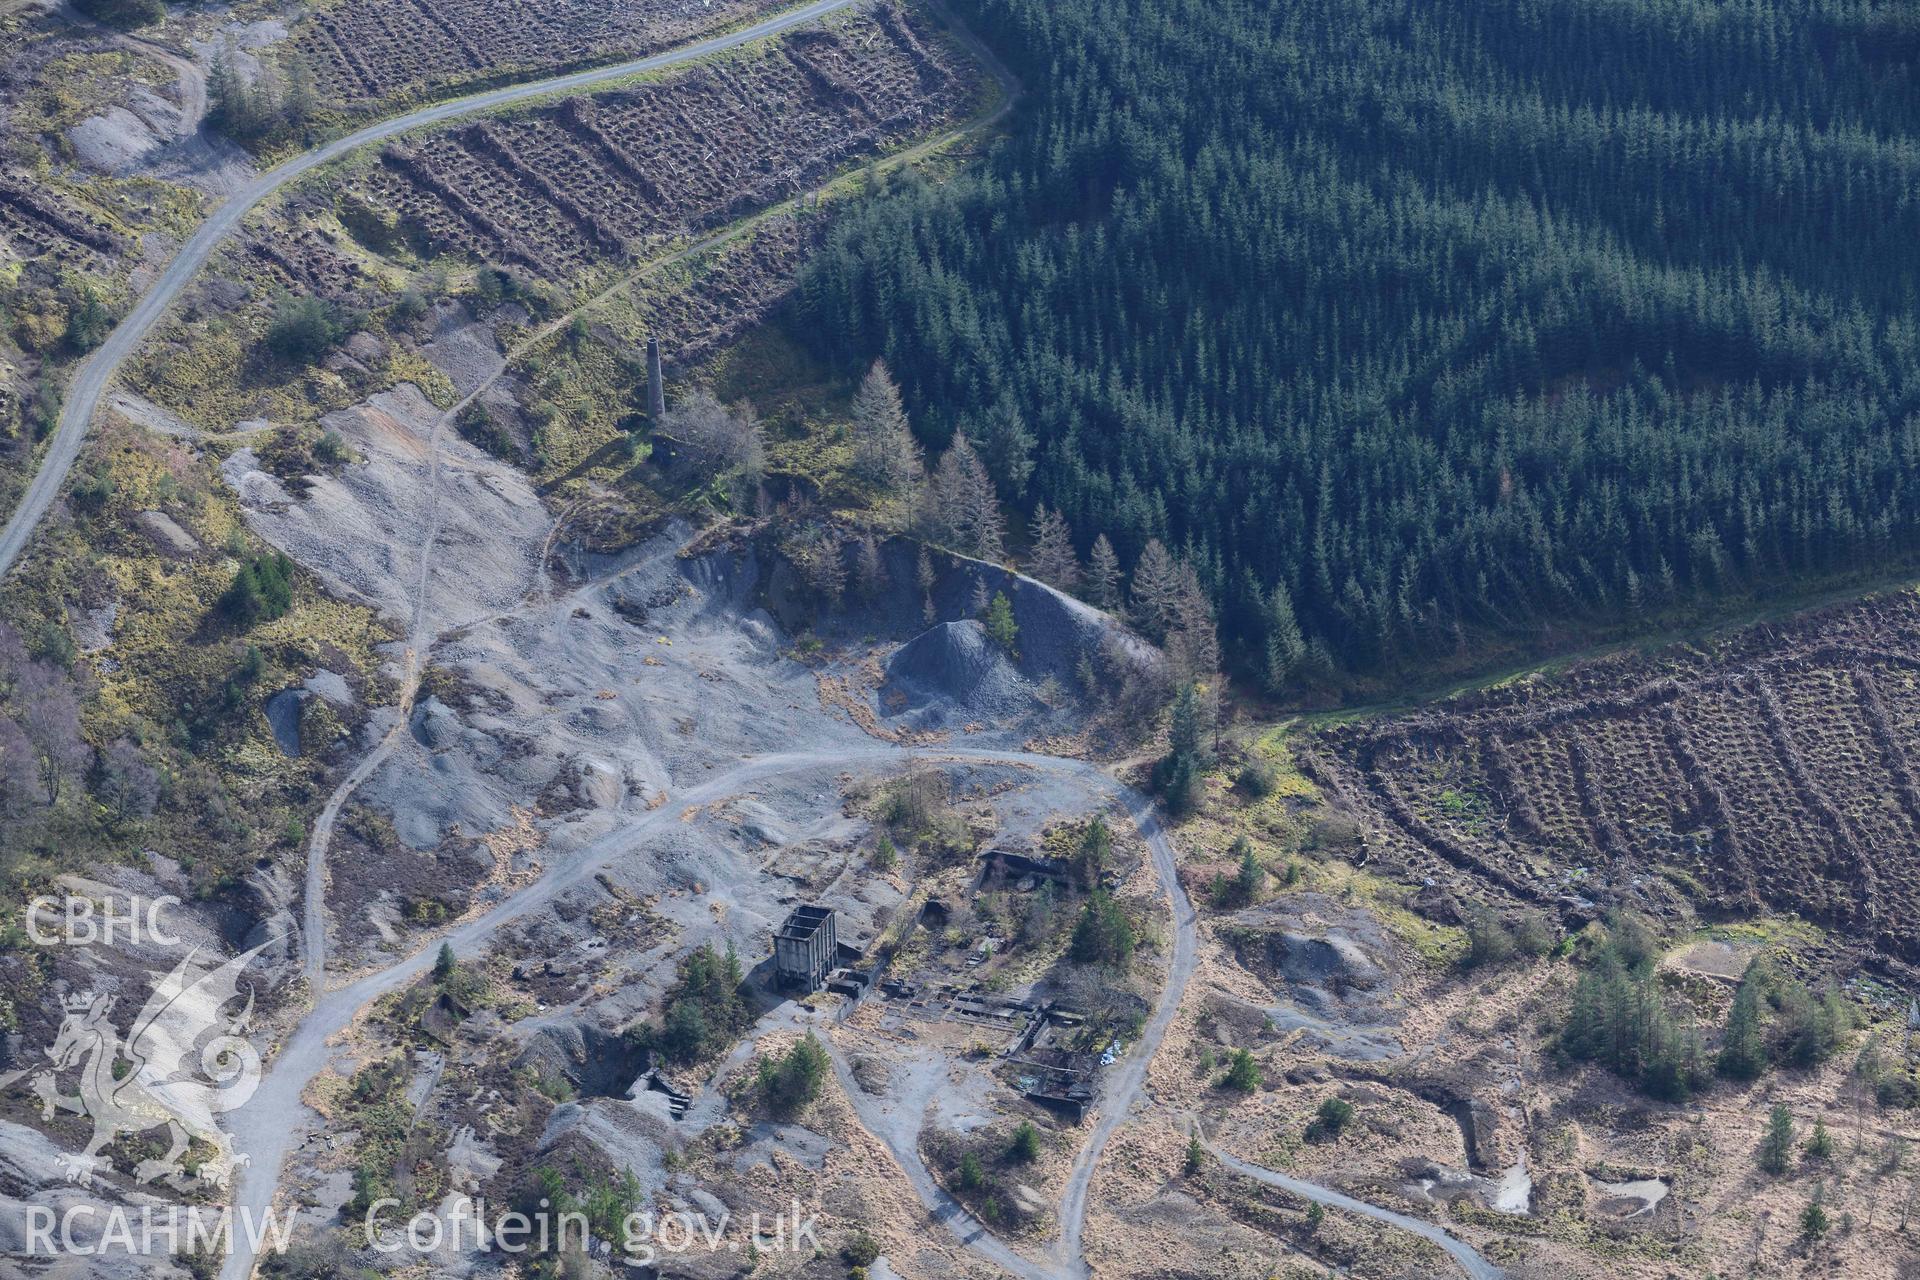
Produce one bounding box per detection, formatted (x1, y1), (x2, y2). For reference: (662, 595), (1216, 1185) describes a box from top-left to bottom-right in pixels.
(801, 0), (1920, 684)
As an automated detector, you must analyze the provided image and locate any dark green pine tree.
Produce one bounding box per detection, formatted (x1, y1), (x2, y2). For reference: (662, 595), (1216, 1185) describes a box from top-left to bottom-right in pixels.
(1717, 963), (1770, 1080)
(1153, 682), (1206, 814)
(1760, 1104), (1796, 1175)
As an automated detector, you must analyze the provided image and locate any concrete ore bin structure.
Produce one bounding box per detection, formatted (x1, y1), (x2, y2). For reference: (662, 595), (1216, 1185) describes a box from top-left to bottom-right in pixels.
(774, 904), (837, 993)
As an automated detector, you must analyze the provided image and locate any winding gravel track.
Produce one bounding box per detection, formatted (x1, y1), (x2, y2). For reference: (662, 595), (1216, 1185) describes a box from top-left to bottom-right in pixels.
(298, 536), (693, 990)
(226, 744), (1098, 1280)
(1205, 1141), (1504, 1279)
(243, 733), (1509, 1280)
(811, 760), (1191, 1280)
(1050, 785), (1194, 1277)
(297, 726), (403, 991)
(43, 3), (1506, 1272)
(0, 0), (857, 579)
(228, 745), (891, 1280)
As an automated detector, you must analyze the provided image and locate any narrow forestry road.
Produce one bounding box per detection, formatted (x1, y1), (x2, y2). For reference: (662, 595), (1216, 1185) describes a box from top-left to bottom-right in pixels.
(297, 534), (691, 990)
(226, 744), (1135, 1280)
(0, 0), (859, 579)
(20, 1), (1510, 1272)
(247, 720), (1507, 1280)
(1050, 783), (1195, 1277)
(1204, 1139), (1504, 1279)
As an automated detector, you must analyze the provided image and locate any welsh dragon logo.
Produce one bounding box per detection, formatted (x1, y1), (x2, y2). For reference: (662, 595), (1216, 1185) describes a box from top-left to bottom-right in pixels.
(23, 941), (272, 1189)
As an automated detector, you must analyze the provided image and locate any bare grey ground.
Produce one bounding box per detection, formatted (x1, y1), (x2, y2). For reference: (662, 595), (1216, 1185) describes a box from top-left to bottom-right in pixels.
(0, 9), (1503, 1273)
(53, 0), (265, 196)
(211, 367), (1494, 1274)
(0, 326), (1503, 1280)
(223, 384), (549, 633)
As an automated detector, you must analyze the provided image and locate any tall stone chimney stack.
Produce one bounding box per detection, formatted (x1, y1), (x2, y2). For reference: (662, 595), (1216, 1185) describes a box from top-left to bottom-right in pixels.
(646, 336), (666, 420)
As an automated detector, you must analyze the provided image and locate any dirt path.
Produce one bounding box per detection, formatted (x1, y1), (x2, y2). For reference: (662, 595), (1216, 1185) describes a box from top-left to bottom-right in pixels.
(297, 727), (402, 991)
(56, 0), (209, 127)
(1203, 1139), (1504, 1279)
(821, 1035), (1058, 1280)
(1050, 786), (1195, 1277)
(292, 0), (1024, 991)
(804, 758), (1185, 1280)
(0, 0), (860, 580)
(227, 744), (1116, 1280)
(414, 0), (1024, 468)
(135, 5), (1497, 1273)
(293, 284), (467, 988)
